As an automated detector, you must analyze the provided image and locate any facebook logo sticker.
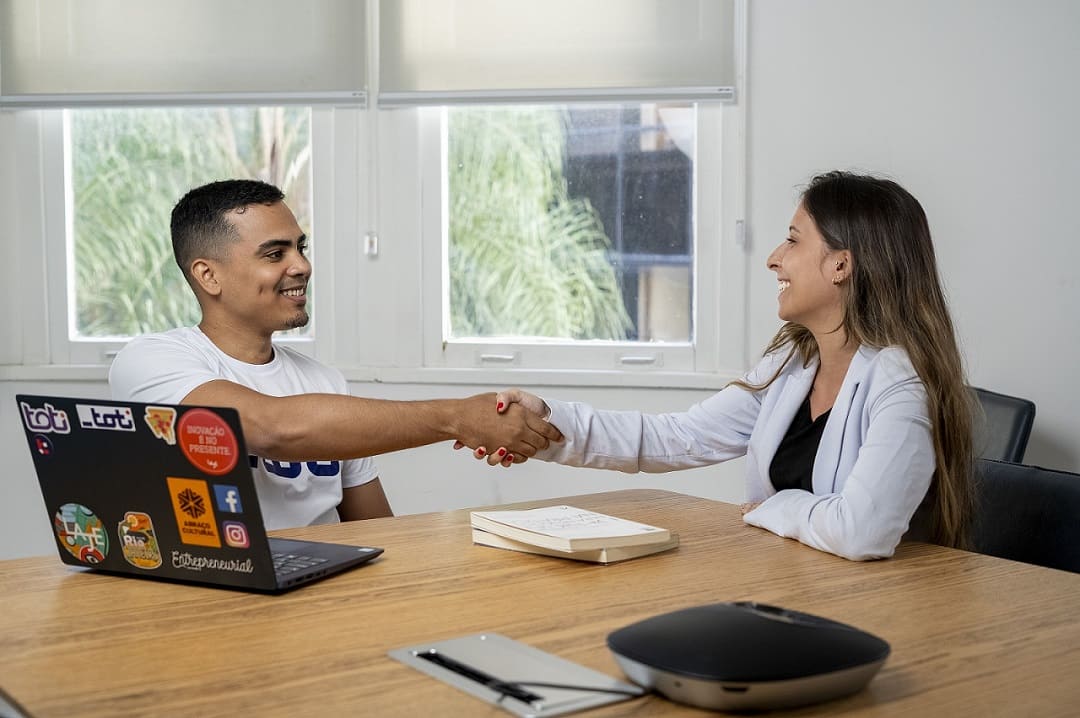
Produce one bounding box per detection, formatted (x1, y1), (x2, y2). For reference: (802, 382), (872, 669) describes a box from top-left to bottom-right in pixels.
(213, 485), (243, 514)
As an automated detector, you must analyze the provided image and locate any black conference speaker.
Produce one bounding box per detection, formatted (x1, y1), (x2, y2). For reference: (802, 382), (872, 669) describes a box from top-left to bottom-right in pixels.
(607, 601), (890, 711)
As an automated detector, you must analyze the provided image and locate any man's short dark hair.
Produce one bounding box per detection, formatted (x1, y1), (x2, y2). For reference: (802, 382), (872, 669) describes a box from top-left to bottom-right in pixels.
(170, 179), (286, 281)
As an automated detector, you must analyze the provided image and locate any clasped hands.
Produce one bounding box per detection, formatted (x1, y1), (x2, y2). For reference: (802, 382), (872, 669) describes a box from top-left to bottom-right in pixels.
(453, 389), (552, 467)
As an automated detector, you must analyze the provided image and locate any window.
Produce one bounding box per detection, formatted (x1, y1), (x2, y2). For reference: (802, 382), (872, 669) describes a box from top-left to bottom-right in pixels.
(4, 0), (745, 383)
(445, 103), (693, 344)
(51, 107), (314, 361)
(13, 100), (741, 381)
(418, 102), (733, 373)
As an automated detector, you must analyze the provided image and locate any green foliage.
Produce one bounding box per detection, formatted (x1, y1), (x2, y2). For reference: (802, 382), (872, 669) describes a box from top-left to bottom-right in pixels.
(72, 106), (626, 341)
(70, 108), (311, 336)
(448, 108), (631, 340)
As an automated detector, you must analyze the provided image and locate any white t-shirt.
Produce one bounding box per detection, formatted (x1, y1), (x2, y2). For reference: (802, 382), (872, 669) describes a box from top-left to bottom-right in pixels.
(108, 326), (378, 529)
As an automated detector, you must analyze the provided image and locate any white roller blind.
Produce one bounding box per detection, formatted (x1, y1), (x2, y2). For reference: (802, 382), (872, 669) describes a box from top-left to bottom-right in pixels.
(0, 0), (366, 107)
(378, 0), (736, 105)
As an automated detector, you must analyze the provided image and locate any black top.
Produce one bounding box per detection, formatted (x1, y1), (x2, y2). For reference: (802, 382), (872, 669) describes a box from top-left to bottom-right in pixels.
(769, 395), (830, 493)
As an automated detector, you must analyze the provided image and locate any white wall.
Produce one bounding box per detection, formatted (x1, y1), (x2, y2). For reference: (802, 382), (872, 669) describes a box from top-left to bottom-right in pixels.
(746, 0), (1080, 468)
(4, 0), (1079, 559)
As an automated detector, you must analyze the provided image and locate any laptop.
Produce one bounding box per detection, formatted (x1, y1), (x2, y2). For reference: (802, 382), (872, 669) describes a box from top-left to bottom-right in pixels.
(16, 394), (384, 593)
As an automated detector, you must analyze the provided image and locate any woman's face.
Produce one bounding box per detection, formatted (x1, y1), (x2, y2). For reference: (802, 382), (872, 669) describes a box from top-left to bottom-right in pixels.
(766, 204), (850, 333)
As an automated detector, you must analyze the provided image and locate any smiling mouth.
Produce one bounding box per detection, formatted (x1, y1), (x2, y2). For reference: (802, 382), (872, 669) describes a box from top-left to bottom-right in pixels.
(281, 287), (306, 298)
(777, 280), (790, 295)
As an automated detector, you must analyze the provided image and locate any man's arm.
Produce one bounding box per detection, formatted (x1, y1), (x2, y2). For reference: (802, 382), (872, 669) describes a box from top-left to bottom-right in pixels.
(182, 380), (560, 461)
(339, 478), (393, 521)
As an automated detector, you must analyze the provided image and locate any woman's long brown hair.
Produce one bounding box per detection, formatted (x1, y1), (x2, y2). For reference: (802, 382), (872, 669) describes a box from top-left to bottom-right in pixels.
(735, 171), (974, 548)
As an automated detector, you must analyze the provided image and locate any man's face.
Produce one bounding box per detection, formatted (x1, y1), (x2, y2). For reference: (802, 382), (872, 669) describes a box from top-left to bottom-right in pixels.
(214, 201), (311, 334)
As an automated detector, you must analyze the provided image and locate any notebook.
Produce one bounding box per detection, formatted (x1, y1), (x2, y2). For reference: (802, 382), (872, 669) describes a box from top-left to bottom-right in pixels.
(16, 394), (384, 593)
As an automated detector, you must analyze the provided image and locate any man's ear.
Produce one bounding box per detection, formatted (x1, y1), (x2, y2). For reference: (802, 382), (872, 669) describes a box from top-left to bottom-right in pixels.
(190, 259), (222, 297)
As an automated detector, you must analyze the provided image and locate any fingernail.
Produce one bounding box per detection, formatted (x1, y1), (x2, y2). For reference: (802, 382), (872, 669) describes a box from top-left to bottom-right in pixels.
(497, 402), (504, 411)
(497, 448), (506, 457)
(506, 454), (514, 462)
(477, 448), (486, 457)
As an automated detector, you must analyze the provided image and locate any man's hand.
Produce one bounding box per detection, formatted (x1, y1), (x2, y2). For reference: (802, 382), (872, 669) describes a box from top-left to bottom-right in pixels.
(451, 392), (561, 462)
(453, 389), (554, 467)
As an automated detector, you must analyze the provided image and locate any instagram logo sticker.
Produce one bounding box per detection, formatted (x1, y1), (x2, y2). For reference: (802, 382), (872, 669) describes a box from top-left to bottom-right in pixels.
(222, 521), (250, 549)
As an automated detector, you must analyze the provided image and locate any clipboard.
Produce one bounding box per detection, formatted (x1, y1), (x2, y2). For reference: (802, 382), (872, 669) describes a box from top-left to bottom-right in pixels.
(388, 633), (644, 717)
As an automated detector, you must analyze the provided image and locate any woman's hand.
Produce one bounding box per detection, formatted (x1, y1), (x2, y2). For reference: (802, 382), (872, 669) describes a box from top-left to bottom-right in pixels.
(493, 388), (550, 421)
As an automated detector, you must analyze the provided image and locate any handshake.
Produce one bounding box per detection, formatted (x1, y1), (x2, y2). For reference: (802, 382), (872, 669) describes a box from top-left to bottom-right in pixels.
(452, 389), (552, 468)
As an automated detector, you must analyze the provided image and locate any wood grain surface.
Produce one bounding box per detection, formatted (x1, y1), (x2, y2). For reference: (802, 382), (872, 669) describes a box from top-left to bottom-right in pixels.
(1, 489), (1077, 716)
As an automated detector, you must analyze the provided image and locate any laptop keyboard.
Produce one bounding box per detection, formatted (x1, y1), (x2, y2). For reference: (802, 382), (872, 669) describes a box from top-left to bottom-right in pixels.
(272, 552), (330, 576)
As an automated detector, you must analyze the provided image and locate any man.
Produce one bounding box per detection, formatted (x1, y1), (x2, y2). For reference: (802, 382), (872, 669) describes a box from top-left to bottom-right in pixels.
(109, 179), (560, 529)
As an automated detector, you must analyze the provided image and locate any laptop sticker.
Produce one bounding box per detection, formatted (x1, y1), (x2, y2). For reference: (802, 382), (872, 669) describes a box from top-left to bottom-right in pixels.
(20, 401), (71, 434)
(144, 406), (177, 445)
(118, 511), (163, 569)
(53, 503), (109, 564)
(166, 477), (222, 548)
(171, 551), (255, 575)
(76, 404), (136, 432)
(213, 484), (243, 514)
(222, 521), (250, 549)
(32, 434), (54, 457)
(177, 409), (239, 476)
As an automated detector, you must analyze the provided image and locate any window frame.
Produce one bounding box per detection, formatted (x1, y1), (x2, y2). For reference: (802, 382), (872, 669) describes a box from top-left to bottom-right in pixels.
(13, 102), (747, 388)
(32, 106), (344, 366)
(412, 102), (743, 375)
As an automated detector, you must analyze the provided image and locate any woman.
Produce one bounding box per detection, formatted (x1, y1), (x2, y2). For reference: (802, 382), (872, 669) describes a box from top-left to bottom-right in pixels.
(470, 171), (974, 561)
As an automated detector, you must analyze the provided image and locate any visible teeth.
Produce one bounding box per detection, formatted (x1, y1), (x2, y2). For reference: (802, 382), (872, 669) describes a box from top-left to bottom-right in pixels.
(777, 280), (790, 295)
(282, 288), (305, 297)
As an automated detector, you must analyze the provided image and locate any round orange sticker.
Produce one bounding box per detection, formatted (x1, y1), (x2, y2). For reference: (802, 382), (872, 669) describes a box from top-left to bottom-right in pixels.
(177, 409), (239, 475)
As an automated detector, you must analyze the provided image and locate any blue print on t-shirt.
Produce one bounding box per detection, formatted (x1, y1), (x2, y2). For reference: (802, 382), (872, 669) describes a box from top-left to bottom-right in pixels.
(255, 456), (342, 479)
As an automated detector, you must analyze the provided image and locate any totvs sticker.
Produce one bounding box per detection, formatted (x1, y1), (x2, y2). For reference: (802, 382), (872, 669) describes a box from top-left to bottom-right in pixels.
(177, 409), (238, 475)
(53, 503), (109, 564)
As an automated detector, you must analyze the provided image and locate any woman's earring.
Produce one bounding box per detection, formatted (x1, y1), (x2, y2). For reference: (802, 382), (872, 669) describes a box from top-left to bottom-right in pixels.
(832, 276), (843, 285)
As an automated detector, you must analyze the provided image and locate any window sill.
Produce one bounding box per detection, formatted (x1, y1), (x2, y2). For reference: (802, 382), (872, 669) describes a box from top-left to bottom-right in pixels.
(338, 366), (738, 390)
(1, 363), (739, 390)
(1, 364), (112, 382)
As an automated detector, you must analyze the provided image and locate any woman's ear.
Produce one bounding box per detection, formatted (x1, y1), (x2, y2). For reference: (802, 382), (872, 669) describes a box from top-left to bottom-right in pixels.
(832, 250), (853, 284)
(833, 250), (851, 280)
(190, 259), (222, 296)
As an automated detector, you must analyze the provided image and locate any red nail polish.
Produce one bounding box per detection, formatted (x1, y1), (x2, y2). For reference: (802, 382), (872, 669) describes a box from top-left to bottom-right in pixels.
(497, 448), (506, 457)
(497, 402), (505, 411)
(506, 454), (515, 463)
(477, 448), (486, 457)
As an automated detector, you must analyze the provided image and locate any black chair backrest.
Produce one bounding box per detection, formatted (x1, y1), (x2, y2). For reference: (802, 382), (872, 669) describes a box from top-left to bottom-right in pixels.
(970, 459), (1080, 573)
(972, 387), (1035, 463)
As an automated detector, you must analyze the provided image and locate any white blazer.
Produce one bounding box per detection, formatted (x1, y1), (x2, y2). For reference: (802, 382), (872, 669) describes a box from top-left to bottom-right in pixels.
(538, 345), (935, 561)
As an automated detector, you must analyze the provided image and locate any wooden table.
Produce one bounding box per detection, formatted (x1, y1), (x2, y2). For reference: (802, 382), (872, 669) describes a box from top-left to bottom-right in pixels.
(1, 489), (1078, 716)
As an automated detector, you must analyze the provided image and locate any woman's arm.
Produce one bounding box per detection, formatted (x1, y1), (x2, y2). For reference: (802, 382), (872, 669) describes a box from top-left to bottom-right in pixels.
(742, 374), (934, 560)
(480, 384), (764, 472)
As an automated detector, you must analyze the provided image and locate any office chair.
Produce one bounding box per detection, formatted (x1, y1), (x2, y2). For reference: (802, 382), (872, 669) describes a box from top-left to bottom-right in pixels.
(967, 458), (1080, 573)
(972, 387), (1036, 463)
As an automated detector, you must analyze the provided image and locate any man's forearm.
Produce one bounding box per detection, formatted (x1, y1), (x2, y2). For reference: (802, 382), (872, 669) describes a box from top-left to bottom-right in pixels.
(252, 393), (465, 460)
(183, 380), (558, 461)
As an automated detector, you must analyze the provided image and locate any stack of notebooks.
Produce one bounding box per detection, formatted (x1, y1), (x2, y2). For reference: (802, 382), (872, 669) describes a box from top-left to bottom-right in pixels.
(470, 504), (679, 564)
